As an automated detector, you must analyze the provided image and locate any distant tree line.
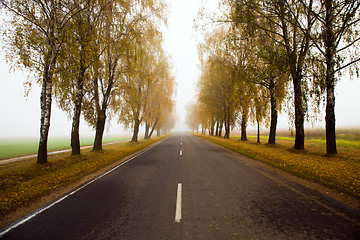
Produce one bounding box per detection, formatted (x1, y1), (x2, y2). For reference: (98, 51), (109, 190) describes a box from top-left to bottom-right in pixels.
(1, 0), (175, 164)
(188, 0), (360, 155)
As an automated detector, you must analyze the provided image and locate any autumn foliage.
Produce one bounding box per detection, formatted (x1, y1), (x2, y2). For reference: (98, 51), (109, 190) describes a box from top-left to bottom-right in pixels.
(1, 0), (175, 163)
(190, 0), (360, 155)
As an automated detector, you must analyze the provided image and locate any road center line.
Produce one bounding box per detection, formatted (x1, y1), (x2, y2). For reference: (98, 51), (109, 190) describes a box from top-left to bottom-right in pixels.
(180, 150), (182, 156)
(175, 183), (182, 223)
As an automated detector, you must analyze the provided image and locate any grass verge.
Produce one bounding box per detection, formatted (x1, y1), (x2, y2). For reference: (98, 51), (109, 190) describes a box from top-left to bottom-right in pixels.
(195, 134), (360, 200)
(0, 135), (167, 220)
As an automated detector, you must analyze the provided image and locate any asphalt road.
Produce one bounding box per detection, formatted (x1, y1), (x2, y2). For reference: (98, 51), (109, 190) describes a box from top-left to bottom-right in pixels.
(1, 132), (359, 239)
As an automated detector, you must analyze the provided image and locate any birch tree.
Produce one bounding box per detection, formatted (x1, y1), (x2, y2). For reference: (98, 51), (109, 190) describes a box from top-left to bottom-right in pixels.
(294, 0), (360, 154)
(1, 0), (91, 164)
(143, 66), (174, 139)
(245, 33), (290, 144)
(55, 0), (98, 155)
(198, 28), (238, 139)
(321, 0), (360, 154)
(89, 0), (132, 151)
(119, 29), (168, 142)
(229, 0), (317, 150)
(81, 0), (166, 149)
(186, 102), (201, 132)
(251, 85), (270, 143)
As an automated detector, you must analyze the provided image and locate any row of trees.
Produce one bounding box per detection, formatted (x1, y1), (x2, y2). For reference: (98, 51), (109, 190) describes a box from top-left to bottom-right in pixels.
(187, 0), (360, 154)
(1, 0), (175, 164)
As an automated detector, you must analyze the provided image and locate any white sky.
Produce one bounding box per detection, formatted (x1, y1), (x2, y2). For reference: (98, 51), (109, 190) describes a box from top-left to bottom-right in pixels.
(0, 0), (360, 139)
(163, 0), (203, 131)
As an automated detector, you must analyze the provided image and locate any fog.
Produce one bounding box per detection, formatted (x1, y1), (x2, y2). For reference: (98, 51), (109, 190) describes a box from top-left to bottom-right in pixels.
(0, 0), (359, 139)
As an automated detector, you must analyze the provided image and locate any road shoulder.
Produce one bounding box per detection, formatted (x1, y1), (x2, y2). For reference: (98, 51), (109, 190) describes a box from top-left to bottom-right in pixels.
(197, 136), (360, 212)
(0, 140), (161, 229)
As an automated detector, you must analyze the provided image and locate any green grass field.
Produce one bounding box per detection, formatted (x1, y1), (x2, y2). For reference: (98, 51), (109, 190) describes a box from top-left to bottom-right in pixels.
(243, 135), (360, 148)
(0, 136), (131, 160)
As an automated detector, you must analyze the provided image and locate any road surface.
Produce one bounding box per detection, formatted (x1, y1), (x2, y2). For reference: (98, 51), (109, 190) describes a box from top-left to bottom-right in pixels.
(1, 132), (359, 239)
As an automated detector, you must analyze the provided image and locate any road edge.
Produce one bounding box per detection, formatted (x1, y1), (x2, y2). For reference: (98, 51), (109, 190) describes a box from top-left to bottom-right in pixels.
(0, 136), (167, 231)
(194, 134), (360, 212)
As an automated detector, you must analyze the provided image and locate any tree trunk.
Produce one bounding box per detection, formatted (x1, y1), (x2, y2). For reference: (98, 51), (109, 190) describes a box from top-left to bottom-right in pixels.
(241, 111), (247, 141)
(324, 0), (337, 155)
(224, 116), (230, 139)
(215, 121), (219, 136)
(257, 120), (260, 143)
(278, 2), (309, 151)
(210, 120), (215, 136)
(71, 100), (81, 155)
(148, 117), (158, 139)
(37, 47), (57, 164)
(93, 109), (106, 151)
(132, 119), (141, 142)
(71, 67), (85, 155)
(144, 121), (150, 139)
(268, 81), (278, 144)
(157, 128), (161, 136)
(93, 58), (115, 150)
(227, 115), (231, 139)
(293, 76), (305, 150)
(325, 83), (337, 154)
(219, 120), (223, 137)
(37, 73), (53, 164)
(224, 104), (230, 139)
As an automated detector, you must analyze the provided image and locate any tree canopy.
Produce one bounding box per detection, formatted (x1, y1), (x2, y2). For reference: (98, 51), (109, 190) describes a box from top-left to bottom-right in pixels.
(1, 0), (175, 163)
(190, 0), (360, 154)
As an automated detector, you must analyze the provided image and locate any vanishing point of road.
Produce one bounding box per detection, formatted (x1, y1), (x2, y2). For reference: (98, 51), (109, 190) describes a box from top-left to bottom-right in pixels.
(1, 133), (359, 239)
